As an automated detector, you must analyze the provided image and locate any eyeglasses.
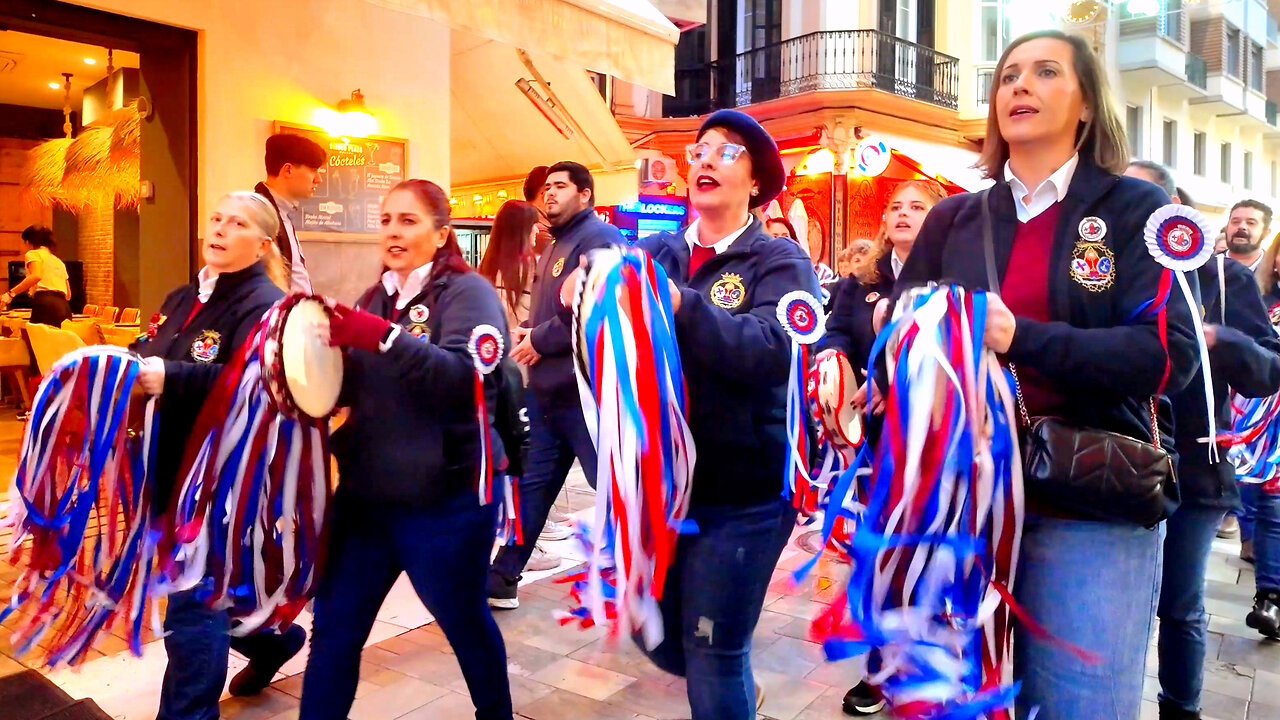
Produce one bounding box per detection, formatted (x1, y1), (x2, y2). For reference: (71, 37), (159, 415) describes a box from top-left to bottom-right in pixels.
(686, 142), (747, 167)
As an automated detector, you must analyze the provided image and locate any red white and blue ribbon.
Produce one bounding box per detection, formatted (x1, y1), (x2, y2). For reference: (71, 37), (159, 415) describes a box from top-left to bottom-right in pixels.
(154, 297), (331, 636)
(807, 285), (1024, 718)
(562, 246), (695, 650)
(468, 325), (520, 542)
(2, 347), (160, 666)
(1219, 394), (1280, 493)
(777, 290), (826, 517)
(1142, 203), (1217, 460)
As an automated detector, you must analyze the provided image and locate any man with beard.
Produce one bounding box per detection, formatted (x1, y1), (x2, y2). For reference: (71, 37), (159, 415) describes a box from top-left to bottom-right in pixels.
(1224, 199), (1272, 272)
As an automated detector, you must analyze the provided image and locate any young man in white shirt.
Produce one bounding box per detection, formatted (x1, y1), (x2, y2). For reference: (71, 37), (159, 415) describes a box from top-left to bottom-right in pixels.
(254, 133), (327, 294)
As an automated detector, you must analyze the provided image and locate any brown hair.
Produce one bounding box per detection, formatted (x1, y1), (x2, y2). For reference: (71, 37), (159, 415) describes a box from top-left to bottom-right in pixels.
(1257, 231), (1280, 296)
(976, 30), (1128, 178)
(845, 238), (884, 285)
(866, 179), (948, 281)
(384, 179), (472, 286)
(478, 200), (538, 312)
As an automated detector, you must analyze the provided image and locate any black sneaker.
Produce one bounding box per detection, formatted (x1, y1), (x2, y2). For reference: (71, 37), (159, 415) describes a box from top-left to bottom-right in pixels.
(228, 624), (307, 697)
(1246, 590), (1280, 639)
(1157, 698), (1202, 719)
(487, 573), (519, 610)
(842, 681), (885, 716)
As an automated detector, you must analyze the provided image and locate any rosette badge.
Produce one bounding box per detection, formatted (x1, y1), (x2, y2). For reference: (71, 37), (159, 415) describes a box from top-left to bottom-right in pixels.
(1144, 204), (1214, 272)
(468, 325), (505, 375)
(777, 290), (826, 345)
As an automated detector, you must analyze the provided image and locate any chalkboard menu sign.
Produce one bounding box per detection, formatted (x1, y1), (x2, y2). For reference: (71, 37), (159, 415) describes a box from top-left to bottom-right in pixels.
(274, 123), (407, 234)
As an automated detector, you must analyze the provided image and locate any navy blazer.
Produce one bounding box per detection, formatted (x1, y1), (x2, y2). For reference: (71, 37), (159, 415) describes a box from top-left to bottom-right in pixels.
(821, 253), (895, 370)
(333, 268), (509, 508)
(638, 218), (821, 508)
(898, 158), (1200, 448)
(135, 261), (284, 508)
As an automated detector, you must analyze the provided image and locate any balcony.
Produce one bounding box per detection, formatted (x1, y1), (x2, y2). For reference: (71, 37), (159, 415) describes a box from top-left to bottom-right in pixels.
(664, 30), (959, 117)
(1268, 100), (1277, 126)
(1187, 52), (1208, 90)
(1116, 11), (1207, 99)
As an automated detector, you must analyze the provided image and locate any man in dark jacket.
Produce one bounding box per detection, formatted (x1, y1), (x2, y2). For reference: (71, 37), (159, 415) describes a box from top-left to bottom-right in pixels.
(487, 161), (622, 609)
(255, 133), (327, 293)
(1126, 162), (1280, 719)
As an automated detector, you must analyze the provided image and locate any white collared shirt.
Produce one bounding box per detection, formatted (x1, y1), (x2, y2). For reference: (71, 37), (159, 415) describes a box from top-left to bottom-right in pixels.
(890, 249), (908, 280)
(685, 216), (754, 256)
(381, 262), (434, 310)
(264, 185), (313, 294)
(195, 266), (218, 303)
(1005, 154), (1079, 223)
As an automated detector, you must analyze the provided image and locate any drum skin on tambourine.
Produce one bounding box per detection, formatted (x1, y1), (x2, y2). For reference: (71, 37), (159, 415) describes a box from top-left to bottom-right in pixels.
(259, 294), (344, 420)
(813, 349), (864, 449)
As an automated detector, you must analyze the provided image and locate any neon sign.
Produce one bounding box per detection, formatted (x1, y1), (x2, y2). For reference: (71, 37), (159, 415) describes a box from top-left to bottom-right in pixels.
(617, 200), (686, 217)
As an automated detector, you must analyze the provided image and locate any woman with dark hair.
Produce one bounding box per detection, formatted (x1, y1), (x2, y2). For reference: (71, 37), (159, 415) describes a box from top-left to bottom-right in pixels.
(897, 30), (1197, 719)
(478, 199), (538, 330)
(299, 179), (513, 720)
(7, 226), (71, 327)
(767, 216), (835, 284)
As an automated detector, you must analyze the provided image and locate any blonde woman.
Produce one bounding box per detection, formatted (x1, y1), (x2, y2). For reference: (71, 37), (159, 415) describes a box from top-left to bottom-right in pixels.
(135, 191), (301, 719)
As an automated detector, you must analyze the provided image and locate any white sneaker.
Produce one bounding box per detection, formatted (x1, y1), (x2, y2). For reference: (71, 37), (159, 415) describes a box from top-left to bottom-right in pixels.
(547, 507), (572, 524)
(539, 521), (572, 541)
(526, 544), (561, 572)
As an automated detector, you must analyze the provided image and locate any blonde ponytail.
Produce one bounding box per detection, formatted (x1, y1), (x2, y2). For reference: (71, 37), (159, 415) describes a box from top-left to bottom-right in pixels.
(262, 241), (290, 292)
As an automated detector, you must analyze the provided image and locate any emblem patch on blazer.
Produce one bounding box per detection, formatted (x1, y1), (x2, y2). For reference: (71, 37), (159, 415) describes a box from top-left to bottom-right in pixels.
(1069, 240), (1115, 292)
(190, 330), (221, 363)
(710, 272), (746, 309)
(865, 291), (881, 304)
(407, 322), (431, 340)
(408, 304), (429, 324)
(1079, 216), (1107, 242)
(552, 257), (566, 278)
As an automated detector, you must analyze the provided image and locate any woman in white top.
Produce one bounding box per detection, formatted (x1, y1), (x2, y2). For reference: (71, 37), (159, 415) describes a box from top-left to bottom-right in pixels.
(4, 226), (71, 327)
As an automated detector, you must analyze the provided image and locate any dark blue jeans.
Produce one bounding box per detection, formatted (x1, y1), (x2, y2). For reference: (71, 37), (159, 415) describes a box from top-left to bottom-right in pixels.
(1241, 482), (1280, 591)
(638, 498), (795, 720)
(157, 584), (231, 720)
(1157, 503), (1227, 712)
(157, 584), (299, 720)
(490, 393), (598, 583)
(300, 491), (511, 720)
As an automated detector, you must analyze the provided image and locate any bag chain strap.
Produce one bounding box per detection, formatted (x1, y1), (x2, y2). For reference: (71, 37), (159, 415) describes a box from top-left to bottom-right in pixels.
(1008, 362), (1161, 451)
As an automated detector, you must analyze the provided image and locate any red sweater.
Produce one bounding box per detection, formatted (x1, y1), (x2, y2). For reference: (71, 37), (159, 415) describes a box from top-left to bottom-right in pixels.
(1000, 203), (1064, 417)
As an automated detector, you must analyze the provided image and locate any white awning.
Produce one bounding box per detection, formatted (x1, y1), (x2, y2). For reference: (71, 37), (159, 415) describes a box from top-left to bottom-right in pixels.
(368, 0), (679, 94)
(450, 32), (638, 188)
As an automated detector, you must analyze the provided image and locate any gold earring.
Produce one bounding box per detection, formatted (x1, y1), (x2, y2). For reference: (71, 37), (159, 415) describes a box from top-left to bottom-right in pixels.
(751, 188), (759, 196)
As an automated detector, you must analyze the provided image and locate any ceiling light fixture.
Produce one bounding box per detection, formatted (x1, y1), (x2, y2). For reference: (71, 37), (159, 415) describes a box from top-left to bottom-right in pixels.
(83, 58), (96, 65)
(48, 82), (61, 90)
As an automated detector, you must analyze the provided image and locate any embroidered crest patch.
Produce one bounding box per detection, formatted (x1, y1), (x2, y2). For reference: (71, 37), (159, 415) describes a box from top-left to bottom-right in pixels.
(408, 304), (429, 324)
(710, 272), (746, 309)
(552, 257), (566, 278)
(1069, 240), (1115, 292)
(190, 330), (221, 363)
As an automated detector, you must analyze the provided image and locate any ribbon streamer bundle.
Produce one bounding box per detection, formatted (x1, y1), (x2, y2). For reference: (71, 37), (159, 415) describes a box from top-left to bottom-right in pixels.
(1219, 394), (1280, 493)
(2, 347), (159, 666)
(466, 325), (520, 543)
(562, 246), (695, 650)
(809, 285), (1024, 718)
(777, 291), (830, 517)
(1140, 204), (1218, 460)
(155, 295), (332, 635)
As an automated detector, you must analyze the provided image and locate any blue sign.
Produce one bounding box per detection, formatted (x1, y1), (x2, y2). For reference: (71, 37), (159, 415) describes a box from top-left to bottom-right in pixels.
(617, 199), (686, 217)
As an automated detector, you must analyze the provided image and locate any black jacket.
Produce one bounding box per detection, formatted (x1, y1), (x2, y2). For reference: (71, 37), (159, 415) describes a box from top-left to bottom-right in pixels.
(821, 254), (895, 370)
(134, 262), (284, 509)
(1173, 257), (1280, 508)
(332, 268), (509, 508)
(898, 159), (1199, 448)
(638, 218), (821, 508)
(527, 208), (622, 402)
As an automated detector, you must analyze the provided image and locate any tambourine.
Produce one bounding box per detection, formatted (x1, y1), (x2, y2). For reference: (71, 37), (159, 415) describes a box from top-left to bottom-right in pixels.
(814, 349), (864, 448)
(260, 294), (344, 420)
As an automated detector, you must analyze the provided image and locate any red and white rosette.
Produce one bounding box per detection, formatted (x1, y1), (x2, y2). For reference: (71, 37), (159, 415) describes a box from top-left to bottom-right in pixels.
(468, 325), (505, 509)
(777, 290), (826, 515)
(1143, 203), (1218, 459)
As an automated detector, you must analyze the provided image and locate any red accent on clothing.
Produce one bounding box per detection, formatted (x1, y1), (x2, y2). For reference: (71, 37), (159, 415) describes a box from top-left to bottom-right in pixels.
(688, 243), (715, 277)
(179, 301), (205, 332)
(999, 203), (1064, 417)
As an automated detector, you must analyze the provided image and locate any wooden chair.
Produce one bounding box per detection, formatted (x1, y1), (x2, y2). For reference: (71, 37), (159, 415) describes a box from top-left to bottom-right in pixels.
(96, 306), (119, 323)
(25, 323), (86, 375)
(118, 308), (141, 325)
(81, 303), (100, 318)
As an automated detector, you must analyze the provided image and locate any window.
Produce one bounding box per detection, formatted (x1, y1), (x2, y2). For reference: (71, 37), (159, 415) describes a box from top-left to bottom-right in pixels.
(1126, 105), (1144, 158)
(1245, 151), (1253, 189)
(1227, 26), (1242, 78)
(1194, 131), (1206, 175)
(979, 0), (1011, 63)
(1250, 42), (1264, 91)
(1162, 119), (1177, 168)
(1158, 0), (1182, 41)
(1221, 142), (1232, 184)
(977, 67), (995, 104)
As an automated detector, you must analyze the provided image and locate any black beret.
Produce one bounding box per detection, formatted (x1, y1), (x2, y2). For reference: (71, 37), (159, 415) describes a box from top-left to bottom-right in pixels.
(697, 109), (785, 209)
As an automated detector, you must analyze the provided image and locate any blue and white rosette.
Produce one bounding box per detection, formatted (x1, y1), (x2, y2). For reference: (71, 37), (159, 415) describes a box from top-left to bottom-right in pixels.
(468, 324), (505, 509)
(1144, 203), (1218, 460)
(777, 290), (826, 514)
